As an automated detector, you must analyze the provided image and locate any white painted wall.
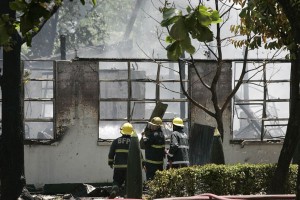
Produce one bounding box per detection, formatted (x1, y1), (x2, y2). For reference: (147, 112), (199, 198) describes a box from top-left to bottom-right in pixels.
(24, 128), (113, 188)
(24, 61), (114, 188)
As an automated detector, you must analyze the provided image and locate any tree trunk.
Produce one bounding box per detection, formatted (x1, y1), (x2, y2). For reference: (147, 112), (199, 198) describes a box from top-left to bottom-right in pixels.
(269, 51), (300, 194)
(270, 0), (300, 195)
(0, 0), (25, 199)
(215, 110), (224, 141)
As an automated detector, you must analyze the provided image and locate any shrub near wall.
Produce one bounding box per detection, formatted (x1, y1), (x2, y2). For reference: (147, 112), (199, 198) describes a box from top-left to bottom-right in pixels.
(147, 164), (297, 198)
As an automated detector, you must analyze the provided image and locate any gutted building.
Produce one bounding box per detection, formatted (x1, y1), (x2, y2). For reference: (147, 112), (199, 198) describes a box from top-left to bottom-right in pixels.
(4, 57), (288, 191)
(0, 0), (291, 193)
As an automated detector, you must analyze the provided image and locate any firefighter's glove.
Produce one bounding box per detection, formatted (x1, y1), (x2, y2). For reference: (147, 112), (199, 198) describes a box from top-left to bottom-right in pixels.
(109, 164), (113, 169)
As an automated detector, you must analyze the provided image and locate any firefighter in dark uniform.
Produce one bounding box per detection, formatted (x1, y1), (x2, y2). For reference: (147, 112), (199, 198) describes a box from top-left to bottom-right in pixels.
(167, 117), (189, 168)
(108, 122), (134, 198)
(142, 117), (165, 180)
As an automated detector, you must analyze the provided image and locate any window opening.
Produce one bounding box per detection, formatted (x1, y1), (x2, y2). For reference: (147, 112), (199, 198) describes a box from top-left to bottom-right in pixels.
(98, 60), (189, 141)
(232, 61), (290, 141)
(24, 60), (54, 141)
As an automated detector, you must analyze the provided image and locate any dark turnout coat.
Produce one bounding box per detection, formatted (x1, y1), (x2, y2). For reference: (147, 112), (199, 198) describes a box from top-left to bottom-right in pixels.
(168, 130), (189, 166)
(108, 135), (131, 169)
(143, 130), (165, 165)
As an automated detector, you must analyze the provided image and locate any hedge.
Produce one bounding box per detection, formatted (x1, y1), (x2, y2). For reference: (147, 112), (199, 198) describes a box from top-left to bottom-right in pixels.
(147, 164), (297, 198)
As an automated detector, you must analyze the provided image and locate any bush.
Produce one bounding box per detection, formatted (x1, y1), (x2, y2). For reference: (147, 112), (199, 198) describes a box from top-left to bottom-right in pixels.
(147, 164), (297, 198)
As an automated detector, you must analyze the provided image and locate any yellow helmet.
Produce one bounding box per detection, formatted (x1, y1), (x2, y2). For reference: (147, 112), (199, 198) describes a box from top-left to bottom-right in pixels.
(172, 117), (184, 127)
(120, 122), (134, 135)
(149, 117), (163, 126)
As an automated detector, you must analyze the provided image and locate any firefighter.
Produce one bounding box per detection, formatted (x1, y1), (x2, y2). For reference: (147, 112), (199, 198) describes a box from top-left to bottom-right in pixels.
(108, 122), (134, 199)
(167, 117), (189, 168)
(142, 117), (166, 180)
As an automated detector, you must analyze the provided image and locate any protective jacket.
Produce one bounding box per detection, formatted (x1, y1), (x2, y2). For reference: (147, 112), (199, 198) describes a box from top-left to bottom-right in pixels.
(108, 135), (131, 168)
(168, 130), (189, 165)
(143, 129), (165, 165)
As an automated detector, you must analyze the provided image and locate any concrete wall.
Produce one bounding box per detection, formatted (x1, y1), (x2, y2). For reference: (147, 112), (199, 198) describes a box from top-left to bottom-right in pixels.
(190, 61), (282, 164)
(24, 61), (113, 188)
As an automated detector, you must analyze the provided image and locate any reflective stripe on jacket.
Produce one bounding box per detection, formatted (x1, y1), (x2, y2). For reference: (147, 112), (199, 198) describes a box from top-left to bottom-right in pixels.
(143, 129), (165, 165)
(108, 135), (131, 169)
(168, 130), (189, 165)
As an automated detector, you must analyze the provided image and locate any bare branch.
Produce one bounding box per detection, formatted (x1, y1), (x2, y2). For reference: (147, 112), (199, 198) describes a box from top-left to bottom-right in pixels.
(221, 44), (249, 113)
(204, 42), (218, 60)
(189, 55), (211, 90)
(220, 3), (235, 18)
(22, 3), (60, 43)
(178, 59), (215, 117)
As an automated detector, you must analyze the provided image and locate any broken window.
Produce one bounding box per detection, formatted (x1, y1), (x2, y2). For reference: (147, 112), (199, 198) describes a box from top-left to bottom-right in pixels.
(232, 62), (290, 141)
(98, 60), (189, 141)
(24, 60), (54, 141)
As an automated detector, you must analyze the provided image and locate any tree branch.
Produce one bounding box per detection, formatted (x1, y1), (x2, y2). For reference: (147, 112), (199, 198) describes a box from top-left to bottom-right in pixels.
(21, 2), (60, 44)
(210, 0), (223, 114)
(190, 55), (211, 90)
(178, 59), (215, 117)
(221, 44), (249, 113)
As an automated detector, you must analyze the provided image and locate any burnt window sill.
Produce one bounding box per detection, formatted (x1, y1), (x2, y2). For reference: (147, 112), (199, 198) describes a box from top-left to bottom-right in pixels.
(24, 139), (58, 146)
(97, 138), (113, 146)
(230, 139), (284, 148)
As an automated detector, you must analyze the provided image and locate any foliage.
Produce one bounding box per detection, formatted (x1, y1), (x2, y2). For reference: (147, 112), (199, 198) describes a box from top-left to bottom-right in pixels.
(147, 164), (297, 198)
(159, 2), (222, 60)
(0, 0), (96, 47)
(23, 0), (136, 58)
(230, 0), (293, 55)
(53, 0), (106, 52)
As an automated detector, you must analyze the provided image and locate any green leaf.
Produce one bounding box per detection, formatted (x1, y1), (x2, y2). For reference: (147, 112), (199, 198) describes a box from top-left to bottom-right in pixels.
(186, 6), (192, 13)
(190, 25), (213, 42)
(180, 37), (195, 55)
(162, 8), (182, 20)
(160, 8), (182, 27)
(80, 0), (85, 5)
(0, 21), (10, 45)
(198, 5), (211, 17)
(169, 17), (188, 41)
(166, 41), (182, 60)
(29, 3), (51, 20)
(239, 8), (247, 18)
(165, 35), (174, 43)
(9, 0), (27, 11)
(92, 0), (96, 5)
(196, 8), (212, 27)
(210, 10), (222, 24)
(20, 15), (34, 34)
(161, 16), (180, 27)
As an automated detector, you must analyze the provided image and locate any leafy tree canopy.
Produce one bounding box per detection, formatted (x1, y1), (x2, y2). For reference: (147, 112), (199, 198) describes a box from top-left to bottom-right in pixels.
(160, 2), (222, 60)
(230, 0), (293, 56)
(0, 0), (96, 48)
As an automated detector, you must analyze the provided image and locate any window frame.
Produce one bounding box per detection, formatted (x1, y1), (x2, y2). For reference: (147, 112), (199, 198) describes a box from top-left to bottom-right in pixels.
(232, 61), (290, 142)
(23, 60), (55, 143)
(98, 60), (189, 141)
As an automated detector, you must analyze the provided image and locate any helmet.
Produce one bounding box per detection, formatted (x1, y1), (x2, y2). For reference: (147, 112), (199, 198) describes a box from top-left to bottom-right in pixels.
(172, 117), (184, 127)
(120, 123), (134, 135)
(149, 117), (163, 126)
